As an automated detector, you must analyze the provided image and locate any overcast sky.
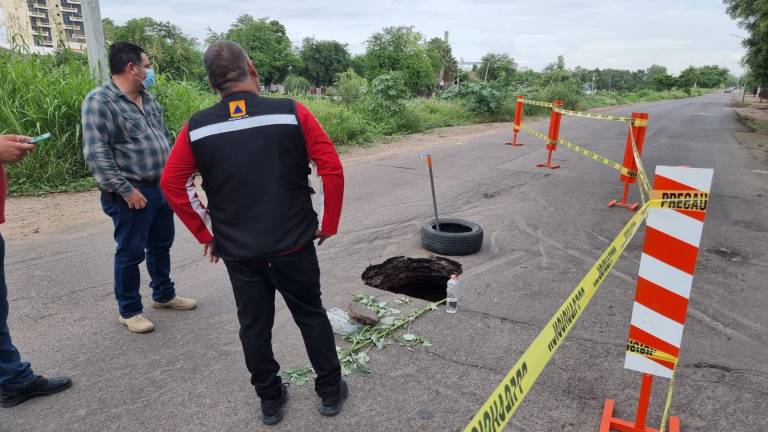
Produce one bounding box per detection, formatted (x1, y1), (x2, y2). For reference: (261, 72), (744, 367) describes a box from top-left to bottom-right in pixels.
(100, 0), (747, 74)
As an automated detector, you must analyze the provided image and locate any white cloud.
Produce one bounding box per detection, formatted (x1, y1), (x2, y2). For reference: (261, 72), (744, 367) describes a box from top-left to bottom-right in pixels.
(100, 0), (747, 74)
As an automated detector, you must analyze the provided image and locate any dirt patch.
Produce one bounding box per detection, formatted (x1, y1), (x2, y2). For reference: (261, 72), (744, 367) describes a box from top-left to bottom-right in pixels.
(2, 189), (103, 240)
(361, 256), (463, 302)
(341, 122), (510, 167)
(730, 95), (768, 164)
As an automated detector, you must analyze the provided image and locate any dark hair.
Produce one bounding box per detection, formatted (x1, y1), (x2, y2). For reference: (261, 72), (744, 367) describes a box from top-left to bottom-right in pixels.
(204, 41), (251, 92)
(109, 42), (146, 75)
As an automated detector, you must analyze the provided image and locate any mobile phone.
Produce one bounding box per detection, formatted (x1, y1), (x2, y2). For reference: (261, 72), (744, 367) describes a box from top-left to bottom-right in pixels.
(29, 133), (51, 144)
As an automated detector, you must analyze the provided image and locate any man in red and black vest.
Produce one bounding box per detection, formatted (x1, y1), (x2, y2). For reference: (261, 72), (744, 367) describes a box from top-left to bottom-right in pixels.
(160, 41), (346, 425)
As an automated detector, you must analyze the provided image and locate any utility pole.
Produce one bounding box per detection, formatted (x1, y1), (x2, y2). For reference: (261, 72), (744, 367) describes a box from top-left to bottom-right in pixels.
(438, 30), (448, 89)
(82, 0), (109, 83)
(742, 63), (749, 103)
(693, 67), (700, 90)
(730, 33), (749, 103)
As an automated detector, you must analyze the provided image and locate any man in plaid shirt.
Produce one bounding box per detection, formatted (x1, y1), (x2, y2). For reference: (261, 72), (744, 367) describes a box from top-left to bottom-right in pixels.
(82, 42), (197, 333)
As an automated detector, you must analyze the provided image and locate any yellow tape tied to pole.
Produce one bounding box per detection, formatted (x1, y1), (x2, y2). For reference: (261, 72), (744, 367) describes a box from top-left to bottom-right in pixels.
(554, 108), (633, 123)
(519, 123), (637, 178)
(463, 196), (700, 432)
(558, 137), (637, 178)
(520, 99), (554, 108)
(463, 202), (651, 432)
(519, 123), (549, 142)
(627, 122), (651, 201)
(625, 340), (679, 432)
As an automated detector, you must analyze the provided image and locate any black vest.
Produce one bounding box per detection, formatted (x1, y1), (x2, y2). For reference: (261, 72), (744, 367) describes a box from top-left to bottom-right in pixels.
(188, 93), (317, 259)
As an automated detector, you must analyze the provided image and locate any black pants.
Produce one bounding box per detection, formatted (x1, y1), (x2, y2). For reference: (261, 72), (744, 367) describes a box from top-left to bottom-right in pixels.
(223, 244), (341, 400)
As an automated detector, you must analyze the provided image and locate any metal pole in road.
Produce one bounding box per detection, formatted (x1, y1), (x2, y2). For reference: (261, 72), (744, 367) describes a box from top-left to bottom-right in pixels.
(82, 0), (109, 83)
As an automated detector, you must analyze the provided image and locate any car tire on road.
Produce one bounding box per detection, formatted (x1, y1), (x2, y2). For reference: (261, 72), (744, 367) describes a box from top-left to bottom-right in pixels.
(420, 218), (483, 256)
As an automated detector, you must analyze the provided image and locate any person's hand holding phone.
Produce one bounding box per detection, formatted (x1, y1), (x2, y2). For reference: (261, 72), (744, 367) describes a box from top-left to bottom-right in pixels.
(0, 135), (35, 164)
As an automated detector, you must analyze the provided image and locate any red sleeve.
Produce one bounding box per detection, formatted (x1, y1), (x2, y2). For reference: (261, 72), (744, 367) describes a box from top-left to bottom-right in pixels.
(160, 123), (214, 243)
(295, 101), (344, 235)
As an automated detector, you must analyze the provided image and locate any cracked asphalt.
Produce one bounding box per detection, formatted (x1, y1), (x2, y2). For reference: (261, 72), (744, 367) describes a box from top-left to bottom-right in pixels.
(1, 93), (766, 431)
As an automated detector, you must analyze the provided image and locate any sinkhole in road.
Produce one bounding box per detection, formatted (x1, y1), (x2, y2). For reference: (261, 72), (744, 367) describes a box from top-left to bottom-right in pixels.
(361, 256), (463, 302)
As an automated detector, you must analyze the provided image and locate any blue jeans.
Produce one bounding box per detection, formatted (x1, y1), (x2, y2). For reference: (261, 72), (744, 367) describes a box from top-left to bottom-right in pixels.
(0, 234), (35, 391)
(101, 186), (176, 318)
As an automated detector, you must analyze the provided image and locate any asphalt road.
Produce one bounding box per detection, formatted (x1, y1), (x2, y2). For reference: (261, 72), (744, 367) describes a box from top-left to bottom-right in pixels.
(1, 93), (766, 432)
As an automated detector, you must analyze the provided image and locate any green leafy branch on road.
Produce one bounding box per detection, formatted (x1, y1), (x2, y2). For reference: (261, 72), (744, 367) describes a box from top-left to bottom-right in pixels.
(281, 294), (444, 385)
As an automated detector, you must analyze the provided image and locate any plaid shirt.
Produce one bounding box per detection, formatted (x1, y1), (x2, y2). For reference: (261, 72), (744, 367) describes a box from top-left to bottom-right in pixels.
(81, 80), (171, 197)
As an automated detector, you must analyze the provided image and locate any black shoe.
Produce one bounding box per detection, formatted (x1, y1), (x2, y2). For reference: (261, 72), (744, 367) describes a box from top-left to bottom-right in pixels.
(0, 375), (72, 408)
(319, 380), (348, 417)
(261, 383), (289, 426)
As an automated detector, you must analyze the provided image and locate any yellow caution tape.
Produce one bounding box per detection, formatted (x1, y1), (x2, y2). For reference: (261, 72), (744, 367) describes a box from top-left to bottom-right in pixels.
(463, 194), (708, 432)
(520, 99), (554, 108)
(554, 108), (633, 123)
(660, 367), (676, 432)
(463, 202), (651, 432)
(625, 340), (679, 364)
(519, 123), (637, 178)
(558, 137), (637, 178)
(627, 122), (651, 201)
(625, 339), (678, 432)
(519, 123), (550, 142)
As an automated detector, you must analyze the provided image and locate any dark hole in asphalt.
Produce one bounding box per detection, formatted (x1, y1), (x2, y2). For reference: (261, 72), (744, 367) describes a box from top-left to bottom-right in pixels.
(361, 256), (463, 302)
(431, 222), (472, 233)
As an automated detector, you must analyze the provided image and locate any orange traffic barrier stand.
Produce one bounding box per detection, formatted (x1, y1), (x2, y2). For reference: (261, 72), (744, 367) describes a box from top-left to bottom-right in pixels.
(537, 99), (564, 169)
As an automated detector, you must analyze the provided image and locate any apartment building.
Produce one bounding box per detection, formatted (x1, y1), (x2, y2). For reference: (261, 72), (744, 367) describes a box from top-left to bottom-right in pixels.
(0, 0), (85, 52)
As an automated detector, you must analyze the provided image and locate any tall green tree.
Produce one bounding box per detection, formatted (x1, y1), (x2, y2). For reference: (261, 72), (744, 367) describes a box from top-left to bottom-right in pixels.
(208, 15), (299, 85)
(724, 0), (768, 94)
(644, 64), (669, 89)
(298, 37), (350, 86)
(104, 17), (204, 81)
(677, 65), (728, 89)
(363, 26), (435, 95)
(477, 52), (516, 82)
(541, 55), (571, 84)
(425, 37), (458, 87)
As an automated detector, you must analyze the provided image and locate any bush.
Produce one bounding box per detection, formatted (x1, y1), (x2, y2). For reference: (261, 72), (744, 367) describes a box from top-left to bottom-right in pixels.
(284, 74), (311, 95)
(368, 72), (409, 113)
(333, 68), (367, 105)
(296, 97), (378, 145)
(154, 76), (217, 138)
(534, 81), (583, 110)
(367, 72), (412, 133)
(407, 98), (476, 129)
(441, 81), (504, 114)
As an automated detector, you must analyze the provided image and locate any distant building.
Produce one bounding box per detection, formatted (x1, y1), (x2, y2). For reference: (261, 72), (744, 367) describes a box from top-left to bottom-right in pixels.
(0, 0), (85, 52)
(458, 60), (481, 72)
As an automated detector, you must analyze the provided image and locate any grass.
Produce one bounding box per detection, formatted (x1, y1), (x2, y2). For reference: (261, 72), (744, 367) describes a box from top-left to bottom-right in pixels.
(740, 114), (768, 134)
(580, 88), (712, 109)
(0, 49), (721, 196)
(0, 50), (97, 195)
(737, 112), (768, 153)
(0, 50), (217, 195)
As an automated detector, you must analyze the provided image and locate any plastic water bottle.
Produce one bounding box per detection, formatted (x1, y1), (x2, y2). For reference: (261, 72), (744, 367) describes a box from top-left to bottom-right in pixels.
(446, 274), (459, 313)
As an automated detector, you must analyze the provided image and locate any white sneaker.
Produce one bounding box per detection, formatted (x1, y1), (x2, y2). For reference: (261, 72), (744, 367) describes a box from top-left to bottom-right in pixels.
(151, 296), (198, 311)
(118, 314), (155, 333)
